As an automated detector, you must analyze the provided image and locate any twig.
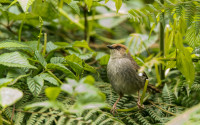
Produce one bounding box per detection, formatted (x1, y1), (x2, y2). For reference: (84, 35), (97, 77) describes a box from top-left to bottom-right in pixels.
(149, 101), (176, 116)
(58, 8), (84, 29)
(11, 104), (15, 123)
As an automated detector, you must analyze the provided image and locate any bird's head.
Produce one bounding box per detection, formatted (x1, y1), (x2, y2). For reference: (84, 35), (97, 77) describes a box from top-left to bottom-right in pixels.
(107, 44), (130, 58)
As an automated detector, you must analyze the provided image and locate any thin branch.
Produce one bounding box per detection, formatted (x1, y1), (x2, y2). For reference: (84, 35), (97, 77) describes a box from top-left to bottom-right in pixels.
(149, 101), (176, 116)
(11, 104), (15, 123)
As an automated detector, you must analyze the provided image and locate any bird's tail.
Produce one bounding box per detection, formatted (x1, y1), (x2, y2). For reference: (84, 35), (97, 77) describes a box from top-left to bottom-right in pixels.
(147, 84), (161, 93)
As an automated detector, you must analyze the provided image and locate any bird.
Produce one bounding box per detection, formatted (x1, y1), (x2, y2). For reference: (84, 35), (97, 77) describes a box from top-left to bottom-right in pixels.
(107, 44), (159, 114)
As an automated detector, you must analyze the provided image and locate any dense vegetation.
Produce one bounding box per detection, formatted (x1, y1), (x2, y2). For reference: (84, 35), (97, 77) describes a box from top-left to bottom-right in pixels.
(0, 0), (200, 124)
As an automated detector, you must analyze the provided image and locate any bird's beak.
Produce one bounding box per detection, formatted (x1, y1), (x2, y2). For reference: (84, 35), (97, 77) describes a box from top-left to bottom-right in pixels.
(107, 45), (114, 49)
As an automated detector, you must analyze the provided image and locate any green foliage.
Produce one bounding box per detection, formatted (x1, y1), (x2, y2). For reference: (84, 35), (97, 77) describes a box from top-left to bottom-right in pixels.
(1, 0), (200, 125)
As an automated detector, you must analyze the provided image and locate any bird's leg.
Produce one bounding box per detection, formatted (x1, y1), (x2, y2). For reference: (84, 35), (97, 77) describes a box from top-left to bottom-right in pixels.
(137, 91), (144, 109)
(111, 93), (123, 115)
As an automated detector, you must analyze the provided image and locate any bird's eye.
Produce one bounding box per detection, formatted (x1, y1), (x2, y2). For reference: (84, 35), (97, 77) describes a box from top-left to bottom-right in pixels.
(115, 46), (121, 50)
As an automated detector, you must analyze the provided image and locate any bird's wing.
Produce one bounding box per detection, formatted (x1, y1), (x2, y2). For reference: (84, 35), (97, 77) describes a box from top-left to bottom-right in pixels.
(129, 55), (148, 79)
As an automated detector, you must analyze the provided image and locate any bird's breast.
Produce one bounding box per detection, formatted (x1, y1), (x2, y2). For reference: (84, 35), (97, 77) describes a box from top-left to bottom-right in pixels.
(107, 58), (145, 94)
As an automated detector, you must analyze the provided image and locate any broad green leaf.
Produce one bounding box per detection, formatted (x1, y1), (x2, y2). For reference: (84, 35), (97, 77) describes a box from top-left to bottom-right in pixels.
(85, 0), (93, 11)
(83, 63), (96, 73)
(63, 0), (71, 4)
(81, 75), (95, 85)
(50, 57), (66, 64)
(18, 0), (35, 12)
(105, 0), (109, 3)
(46, 41), (59, 53)
(177, 50), (195, 87)
(72, 83), (106, 112)
(34, 51), (47, 67)
(45, 87), (61, 100)
(61, 84), (73, 95)
(68, 1), (80, 15)
(65, 54), (83, 75)
(0, 87), (23, 108)
(0, 42), (29, 49)
(27, 76), (44, 96)
(115, 0), (122, 13)
(0, 78), (13, 87)
(0, 52), (37, 69)
(73, 40), (93, 51)
(175, 32), (195, 86)
(99, 54), (110, 65)
(46, 63), (77, 80)
(40, 73), (59, 86)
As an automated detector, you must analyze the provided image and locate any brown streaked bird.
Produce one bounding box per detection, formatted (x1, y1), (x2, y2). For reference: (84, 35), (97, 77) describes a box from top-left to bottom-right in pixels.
(107, 44), (158, 114)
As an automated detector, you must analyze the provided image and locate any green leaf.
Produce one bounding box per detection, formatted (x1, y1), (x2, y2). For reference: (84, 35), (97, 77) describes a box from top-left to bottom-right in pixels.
(115, 0), (122, 13)
(81, 75), (95, 85)
(61, 84), (73, 95)
(65, 54), (83, 75)
(175, 32), (195, 86)
(18, 0), (35, 12)
(71, 82), (106, 113)
(85, 0), (93, 11)
(63, 0), (71, 4)
(46, 41), (59, 53)
(50, 57), (66, 64)
(45, 87), (61, 100)
(83, 63), (96, 73)
(46, 63), (77, 80)
(0, 87), (23, 108)
(68, 1), (80, 15)
(40, 73), (59, 86)
(0, 52), (37, 69)
(0, 41), (29, 49)
(177, 50), (195, 87)
(162, 84), (175, 104)
(99, 54), (110, 65)
(25, 101), (66, 111)
(105, 0), (109, 3)
(0, 78), (13, 87)
(27, 76), (44, 96)
(34, 51), (47, 67)
(73, 40), (93, 51)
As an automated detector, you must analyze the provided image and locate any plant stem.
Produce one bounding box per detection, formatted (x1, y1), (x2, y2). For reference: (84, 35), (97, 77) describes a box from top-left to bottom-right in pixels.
(140, 79), (149, 105)
(47, 71), (63, 85)
(37, 16), (43, 50)
(159, 0), (165, 82)
(83, 4), (89, 41)
(155, 64), (162, 87)
(42, 33), (47, 56)
(19, 13), (27, 42)
(58, 8), (84, 29)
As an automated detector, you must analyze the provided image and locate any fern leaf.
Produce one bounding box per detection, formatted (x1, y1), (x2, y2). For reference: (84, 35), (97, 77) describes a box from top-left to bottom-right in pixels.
(162, 84), (175, 104)
(57, 116), (67, 125)
(14, 112), (25, 125)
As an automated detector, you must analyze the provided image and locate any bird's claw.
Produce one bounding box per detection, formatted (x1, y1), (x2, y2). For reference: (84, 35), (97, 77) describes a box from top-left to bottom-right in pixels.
(137, 101), (144, 109)
(111, 106), (118, 115)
